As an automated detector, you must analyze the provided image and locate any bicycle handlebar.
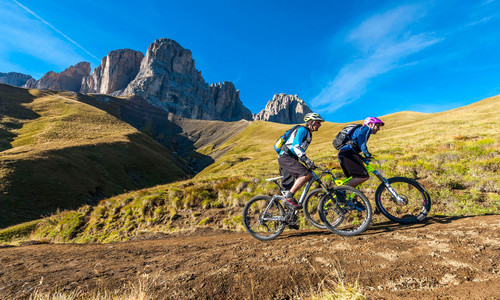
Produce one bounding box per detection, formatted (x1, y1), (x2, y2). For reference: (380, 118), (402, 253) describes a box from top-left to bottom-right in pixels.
(307, 165), (335, 177)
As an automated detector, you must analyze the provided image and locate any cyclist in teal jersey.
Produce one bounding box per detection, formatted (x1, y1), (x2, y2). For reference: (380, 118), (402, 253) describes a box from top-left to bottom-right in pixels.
(278, 113), (324, 210)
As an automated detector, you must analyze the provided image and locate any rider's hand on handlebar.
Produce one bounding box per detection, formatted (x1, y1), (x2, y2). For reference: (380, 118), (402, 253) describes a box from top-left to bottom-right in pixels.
(363, 152), (373, 163)
(301, 156), (316, 170)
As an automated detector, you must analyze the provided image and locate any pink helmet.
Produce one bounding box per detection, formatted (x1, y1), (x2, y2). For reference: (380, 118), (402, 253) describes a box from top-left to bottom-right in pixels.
(364, 117), (384, 126)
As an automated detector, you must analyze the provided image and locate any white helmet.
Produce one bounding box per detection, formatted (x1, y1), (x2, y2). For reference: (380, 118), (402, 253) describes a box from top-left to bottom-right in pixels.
(304, 113), (325, 122)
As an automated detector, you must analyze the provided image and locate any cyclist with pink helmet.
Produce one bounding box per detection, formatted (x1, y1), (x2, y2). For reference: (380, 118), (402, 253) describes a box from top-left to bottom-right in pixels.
(338, 117), (384, 187)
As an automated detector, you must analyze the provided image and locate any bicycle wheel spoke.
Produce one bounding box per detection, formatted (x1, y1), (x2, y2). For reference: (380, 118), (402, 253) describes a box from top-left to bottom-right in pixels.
(243, 195), (285, 241)
(319, 186), (372, 237)
(375, 177), (431, 224)
(303, 188), (327, 229)
(320, 195), (344, 228)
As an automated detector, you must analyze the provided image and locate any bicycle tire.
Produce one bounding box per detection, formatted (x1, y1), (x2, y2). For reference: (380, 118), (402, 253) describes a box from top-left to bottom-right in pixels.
(303, 188), (327, 229)
(242, 195), (286, 241)
(375, 177), (431, 224)
(318, 185), (372, 236)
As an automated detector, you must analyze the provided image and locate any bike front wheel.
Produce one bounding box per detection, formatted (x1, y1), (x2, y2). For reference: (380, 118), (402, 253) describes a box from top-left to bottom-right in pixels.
(242, 195), (286, 241)
(303, 188), (327, 229)
(318, 185), (372, 236)
(375, 177), (431, 224)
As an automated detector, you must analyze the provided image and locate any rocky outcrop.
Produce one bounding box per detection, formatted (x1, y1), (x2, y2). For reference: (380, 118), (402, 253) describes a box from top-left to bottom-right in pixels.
(24, 62), (90, 92)
(210, 81), (253, 121)
(253, 93), (313, 124)
(6, 38), (253, 122)
(120, 38), (252, 121)
(0, 72), (33, 87)
(81, 49), (144, 94)
(24, 78), (36, 88)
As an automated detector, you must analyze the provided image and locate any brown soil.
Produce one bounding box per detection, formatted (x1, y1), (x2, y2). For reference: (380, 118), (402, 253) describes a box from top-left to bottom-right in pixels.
(1, 215), (499, 299)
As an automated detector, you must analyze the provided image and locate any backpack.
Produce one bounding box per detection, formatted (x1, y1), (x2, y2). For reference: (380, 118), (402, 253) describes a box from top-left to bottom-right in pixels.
(332, 124), (362, 150)
(274, 125), (303, 154)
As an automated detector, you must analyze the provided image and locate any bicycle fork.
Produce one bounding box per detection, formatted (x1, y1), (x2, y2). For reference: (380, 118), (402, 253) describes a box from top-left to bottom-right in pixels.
(373, 171), (407, 205)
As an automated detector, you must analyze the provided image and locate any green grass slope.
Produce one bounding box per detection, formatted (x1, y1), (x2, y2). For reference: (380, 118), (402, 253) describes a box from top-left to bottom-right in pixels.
(0, 84), (187, 228)
(1, 93), (499, 244)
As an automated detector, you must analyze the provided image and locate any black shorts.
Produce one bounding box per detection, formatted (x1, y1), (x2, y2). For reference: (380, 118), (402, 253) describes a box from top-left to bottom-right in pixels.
(278, 155), (310, 190)
(338, 149), (369, 179)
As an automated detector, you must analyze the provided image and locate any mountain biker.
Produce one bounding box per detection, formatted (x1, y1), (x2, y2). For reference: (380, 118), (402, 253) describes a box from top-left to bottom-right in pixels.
(338, 117), (384, 187)
(278, 112), (324, 211)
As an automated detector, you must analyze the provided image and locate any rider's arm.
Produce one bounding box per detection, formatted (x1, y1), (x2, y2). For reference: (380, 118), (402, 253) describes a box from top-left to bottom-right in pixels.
(356, 126), (372, 156)
(291, 127), (310, 159)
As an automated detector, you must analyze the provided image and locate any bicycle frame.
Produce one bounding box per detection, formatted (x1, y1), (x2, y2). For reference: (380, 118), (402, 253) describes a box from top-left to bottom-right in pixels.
(267, 170), (333, 203)
(334, 161), (406, 204)
(262, 169), (336, 222)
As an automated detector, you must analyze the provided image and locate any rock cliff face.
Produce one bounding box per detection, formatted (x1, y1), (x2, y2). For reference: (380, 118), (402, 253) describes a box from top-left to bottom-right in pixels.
(120, 38), (252, 121)
(8, 38), (254, 122)
(0, 72), (33, 87)
(81, 49), (144, 94)
(253, 93), (313, 124)
(210, 81), (252, 121)
(24, 62), (90, 92)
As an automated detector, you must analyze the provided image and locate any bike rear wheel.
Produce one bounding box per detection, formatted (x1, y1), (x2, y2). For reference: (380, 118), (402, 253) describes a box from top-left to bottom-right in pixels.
(303, 188), (327, 229)
(242, 195), (286, 241)
(375, 177), (431, 224)
(318, 186), (372, 236)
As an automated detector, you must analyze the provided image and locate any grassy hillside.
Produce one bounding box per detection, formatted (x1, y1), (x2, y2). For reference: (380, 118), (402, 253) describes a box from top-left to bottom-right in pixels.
(0, 84), (188, 228)
(1, 93), (499, 244)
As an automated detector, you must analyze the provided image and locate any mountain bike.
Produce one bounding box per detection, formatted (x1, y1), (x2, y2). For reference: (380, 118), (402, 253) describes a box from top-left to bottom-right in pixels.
(308, 159), (431, 224)
(242, 167), (372, 241)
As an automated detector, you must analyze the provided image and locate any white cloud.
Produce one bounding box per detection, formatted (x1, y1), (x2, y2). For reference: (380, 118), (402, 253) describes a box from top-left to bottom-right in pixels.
(466, 16), (493, 27)
(348, 5), (422, 50)
(311, 5), (443, 113)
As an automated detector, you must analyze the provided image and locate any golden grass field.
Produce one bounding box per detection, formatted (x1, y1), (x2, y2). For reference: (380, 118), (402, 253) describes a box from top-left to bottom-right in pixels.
(0, 84), (499, 244)
(0, 84), (187, 228)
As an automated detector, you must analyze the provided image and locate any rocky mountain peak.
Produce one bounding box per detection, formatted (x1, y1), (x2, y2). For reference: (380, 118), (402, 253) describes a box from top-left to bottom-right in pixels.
(24, 62), (90, 92)
(0, 72), (33, 87)
(142, 38), (202, 81)
(81, 49), (144, 94)
(210, 81), (252, 121)
(253, 93), (313, 124)
(7, 37), (254, 122)
(120, 38), (252, 121)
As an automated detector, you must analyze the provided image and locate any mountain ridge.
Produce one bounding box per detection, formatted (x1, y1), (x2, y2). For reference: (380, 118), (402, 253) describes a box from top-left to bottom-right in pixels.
(3, 38), (311, 124)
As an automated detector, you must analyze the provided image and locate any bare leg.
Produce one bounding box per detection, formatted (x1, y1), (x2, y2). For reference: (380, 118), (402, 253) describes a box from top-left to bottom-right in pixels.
(290, 173), (312, 194)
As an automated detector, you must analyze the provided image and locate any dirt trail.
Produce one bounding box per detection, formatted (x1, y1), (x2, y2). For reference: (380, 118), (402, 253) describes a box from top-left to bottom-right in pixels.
(1, 215), (499, 299)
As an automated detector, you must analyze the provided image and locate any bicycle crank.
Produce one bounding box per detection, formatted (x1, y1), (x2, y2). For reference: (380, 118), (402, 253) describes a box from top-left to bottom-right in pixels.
(283, 210), (298, 225)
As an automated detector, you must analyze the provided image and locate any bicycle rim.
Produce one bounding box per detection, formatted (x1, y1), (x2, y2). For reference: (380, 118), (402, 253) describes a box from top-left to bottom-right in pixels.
(242, 195), (286, 241)
(303, 188), (327, 229)
(375, 177), (431, 224)
(319, 186), (372, 237)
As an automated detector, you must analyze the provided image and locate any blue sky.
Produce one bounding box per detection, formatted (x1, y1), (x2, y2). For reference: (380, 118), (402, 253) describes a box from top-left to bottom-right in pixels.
(1, 0), (499, 123)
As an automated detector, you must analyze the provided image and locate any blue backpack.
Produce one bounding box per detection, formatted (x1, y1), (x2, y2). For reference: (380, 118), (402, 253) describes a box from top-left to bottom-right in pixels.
(274, 125), (304, 154)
